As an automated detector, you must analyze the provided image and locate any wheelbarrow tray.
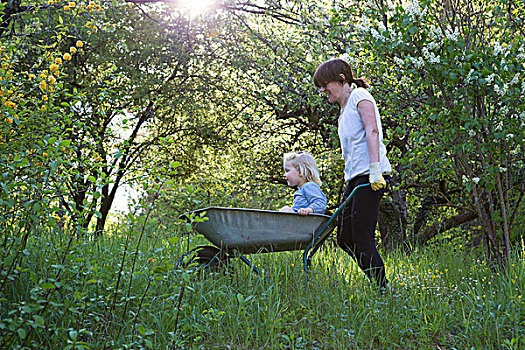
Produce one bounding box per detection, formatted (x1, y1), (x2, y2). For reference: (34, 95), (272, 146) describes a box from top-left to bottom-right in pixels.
(182, 207), (331, 254)
(179, 184), (370, 274)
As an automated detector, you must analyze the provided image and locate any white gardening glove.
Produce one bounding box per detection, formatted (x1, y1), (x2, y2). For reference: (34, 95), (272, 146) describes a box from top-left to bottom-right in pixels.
(369, 162), (386, 191)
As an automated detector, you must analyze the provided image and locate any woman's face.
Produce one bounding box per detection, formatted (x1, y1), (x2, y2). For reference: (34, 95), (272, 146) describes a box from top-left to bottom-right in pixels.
(319, 80), (347, 104)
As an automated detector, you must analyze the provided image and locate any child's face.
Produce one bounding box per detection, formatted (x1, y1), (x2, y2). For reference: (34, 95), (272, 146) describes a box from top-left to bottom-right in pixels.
(283, 161), (306, 188)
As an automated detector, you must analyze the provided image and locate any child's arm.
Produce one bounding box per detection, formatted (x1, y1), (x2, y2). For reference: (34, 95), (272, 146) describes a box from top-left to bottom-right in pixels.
(301, 183), (327, 214)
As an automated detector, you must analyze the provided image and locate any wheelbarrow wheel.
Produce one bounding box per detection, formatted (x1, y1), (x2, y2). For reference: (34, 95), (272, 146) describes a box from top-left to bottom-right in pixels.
(180, 245), (230, 271)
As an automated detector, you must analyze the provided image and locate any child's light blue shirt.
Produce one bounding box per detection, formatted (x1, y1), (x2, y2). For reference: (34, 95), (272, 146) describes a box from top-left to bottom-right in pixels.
(292, 182), (327, 214)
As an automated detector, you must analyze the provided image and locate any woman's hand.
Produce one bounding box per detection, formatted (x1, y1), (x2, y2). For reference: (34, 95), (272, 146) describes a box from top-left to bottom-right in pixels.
(369, 162), (386, 191)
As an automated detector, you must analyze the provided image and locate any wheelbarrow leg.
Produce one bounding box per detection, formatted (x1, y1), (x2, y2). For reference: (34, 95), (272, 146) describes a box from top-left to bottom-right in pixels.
(238, 254), (262, 275)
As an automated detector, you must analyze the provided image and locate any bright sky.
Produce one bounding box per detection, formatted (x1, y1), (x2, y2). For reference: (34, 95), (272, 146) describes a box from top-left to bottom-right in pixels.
(111, 184), (140, 214)
(178, 0), (215, 17)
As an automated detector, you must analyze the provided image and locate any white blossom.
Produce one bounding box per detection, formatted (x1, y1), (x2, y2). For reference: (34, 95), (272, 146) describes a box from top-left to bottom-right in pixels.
(422, 47), (440, 64)
(394, 57), (404, 66)
(494, 42), (504, 55)
(412, 56), (425, 68)
(403, 0), (427, 19)
(339, 53), (350, 63)
(468, 130), (476, 137)
(428, 25), (443, 40)
(494, 83), (508, 96)
(499, 167), (507, 173)
(427, 41), (441, 50)
(510, 73), (520, 85)
(486, 73), (496, 84)
(465, 69), (477, 84)
(472, 177), (480, 184)
(371, 28), (385, 41)
(445, 27), (459, 42)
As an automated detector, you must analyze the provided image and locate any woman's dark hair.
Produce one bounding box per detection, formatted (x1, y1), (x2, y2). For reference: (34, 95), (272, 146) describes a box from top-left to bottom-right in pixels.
(313, 58), (368, 89)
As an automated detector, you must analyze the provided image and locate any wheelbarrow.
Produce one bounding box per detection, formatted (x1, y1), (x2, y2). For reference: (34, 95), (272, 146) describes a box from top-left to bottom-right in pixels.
(179, 184), (370, 275)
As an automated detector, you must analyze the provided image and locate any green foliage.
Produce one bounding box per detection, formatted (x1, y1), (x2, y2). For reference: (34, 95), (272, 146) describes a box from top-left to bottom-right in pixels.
(1, 0), (524, 347)
(0, 222), (523, 348)
(352, 0), (525, 261)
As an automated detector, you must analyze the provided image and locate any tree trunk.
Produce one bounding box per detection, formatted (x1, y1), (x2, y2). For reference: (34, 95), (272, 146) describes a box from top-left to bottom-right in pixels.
(419, 210), (477, 244)
(378, 188), (407, 250)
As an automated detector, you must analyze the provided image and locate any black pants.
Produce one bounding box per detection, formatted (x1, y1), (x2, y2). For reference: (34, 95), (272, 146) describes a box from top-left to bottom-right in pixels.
(337, 175), (388, 288)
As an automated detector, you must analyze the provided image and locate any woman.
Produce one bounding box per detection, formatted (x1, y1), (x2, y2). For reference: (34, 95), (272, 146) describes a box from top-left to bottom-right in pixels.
(313, 58), (392, 290)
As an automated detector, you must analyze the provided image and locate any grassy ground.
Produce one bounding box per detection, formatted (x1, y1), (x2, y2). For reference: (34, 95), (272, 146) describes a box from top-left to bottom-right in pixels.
(1, 225), (523, 349)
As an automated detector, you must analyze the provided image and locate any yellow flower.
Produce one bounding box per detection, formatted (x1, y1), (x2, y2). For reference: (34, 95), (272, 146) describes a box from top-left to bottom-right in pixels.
(63, 53), (72, 60)
(86, 21), (93, 28)
(41, 105), (46, 111)
(5, 117), (13, 124)
(48, 0), (54, 4)
(76, 41), (83, 47)
(64, 6), (70, 10)
(43, 152), (48, 157)
(54, 70), (60, 76)
(48, 76), (56, 84)
(4, 101), (16, 109)
(49, 63), (59, 72)
(43, 95), (48, 101)
(40, 72), (47, 79)
(40, 80), (47, 91)
(55, 57), (62, 64)
(69, 2), (76, 7)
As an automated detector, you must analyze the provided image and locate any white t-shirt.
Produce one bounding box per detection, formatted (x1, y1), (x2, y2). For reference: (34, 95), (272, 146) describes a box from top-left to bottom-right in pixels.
(338, 87), (392, 181)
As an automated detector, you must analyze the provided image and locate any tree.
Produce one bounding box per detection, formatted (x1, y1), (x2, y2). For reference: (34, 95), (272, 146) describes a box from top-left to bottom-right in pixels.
(357, 0), (525, 264)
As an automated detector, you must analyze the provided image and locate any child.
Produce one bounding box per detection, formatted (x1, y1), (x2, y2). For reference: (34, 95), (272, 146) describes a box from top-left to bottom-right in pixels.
(279, 151), (327, 215)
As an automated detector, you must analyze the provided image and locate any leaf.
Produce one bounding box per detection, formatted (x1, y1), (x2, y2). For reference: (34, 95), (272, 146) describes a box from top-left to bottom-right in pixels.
(33, 315), (45, 327)
(40, 282), (55, 289)
(17, 328), (27, 339)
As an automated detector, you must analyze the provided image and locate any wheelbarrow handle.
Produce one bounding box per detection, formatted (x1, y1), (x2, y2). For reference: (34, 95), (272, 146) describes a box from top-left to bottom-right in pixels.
(303, 183), (371, 274)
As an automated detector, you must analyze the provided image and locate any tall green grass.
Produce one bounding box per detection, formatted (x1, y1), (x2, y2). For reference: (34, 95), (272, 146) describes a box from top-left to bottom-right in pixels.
(1, 224), (523, 349)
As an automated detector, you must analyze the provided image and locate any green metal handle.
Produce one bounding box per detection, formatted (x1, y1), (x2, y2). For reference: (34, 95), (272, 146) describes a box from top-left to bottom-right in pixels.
(303, 183), (371, 273)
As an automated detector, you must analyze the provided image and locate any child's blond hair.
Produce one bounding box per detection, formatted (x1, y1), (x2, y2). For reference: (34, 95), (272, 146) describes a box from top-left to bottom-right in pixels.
(283, 151), (322, 186)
